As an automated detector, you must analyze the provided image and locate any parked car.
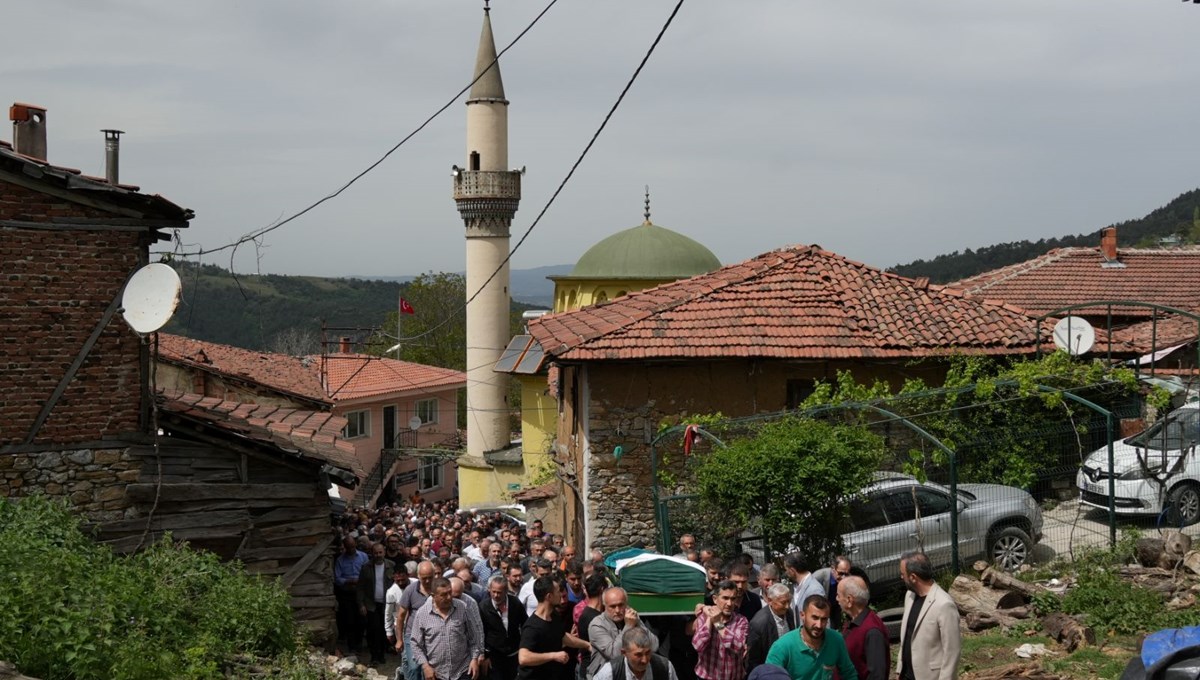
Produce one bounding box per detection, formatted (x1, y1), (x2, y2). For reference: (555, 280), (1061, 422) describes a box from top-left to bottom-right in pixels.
(1077, 403), (1200, 526)
(460, 504), (528, 528)
(845, 473), (1044, 589)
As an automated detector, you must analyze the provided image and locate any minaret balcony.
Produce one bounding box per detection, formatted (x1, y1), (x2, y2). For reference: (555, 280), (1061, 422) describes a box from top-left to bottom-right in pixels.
(453, 170), (522, 201)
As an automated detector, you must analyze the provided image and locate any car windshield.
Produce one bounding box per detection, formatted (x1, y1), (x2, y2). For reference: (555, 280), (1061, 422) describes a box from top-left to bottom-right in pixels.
(1128, 409), (1200, 451)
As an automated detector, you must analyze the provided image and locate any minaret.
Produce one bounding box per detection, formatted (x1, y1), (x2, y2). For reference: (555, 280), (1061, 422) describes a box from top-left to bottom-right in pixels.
(454, 2), (521, 470)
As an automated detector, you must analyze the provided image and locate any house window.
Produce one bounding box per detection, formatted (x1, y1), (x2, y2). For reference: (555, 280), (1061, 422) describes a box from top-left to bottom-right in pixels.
(416, 398), (439, 425)
(419, 457), (443, 491)
(786, 379), (817, 410)
(342, 410), (369, 439)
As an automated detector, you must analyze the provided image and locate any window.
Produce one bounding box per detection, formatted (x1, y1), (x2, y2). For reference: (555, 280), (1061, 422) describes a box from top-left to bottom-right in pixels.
(416, 398), (439, 425)
(915, 488), (953, 517)
(849, 496), (889, 531)
(342, 410), (369, 439)
(785, 379), (817, 410)
(419, 457), (443, 491)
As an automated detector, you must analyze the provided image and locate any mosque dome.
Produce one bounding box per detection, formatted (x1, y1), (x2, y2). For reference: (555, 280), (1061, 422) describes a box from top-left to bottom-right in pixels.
(568, 221), (721, 279)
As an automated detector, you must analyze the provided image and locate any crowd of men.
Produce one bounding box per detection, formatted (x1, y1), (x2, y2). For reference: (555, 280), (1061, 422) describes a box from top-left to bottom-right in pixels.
(333, 504), (962, 680)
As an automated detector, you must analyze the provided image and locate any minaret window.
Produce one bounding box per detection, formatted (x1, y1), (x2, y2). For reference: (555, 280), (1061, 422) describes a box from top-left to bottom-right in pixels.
(469, 151), (480, 171)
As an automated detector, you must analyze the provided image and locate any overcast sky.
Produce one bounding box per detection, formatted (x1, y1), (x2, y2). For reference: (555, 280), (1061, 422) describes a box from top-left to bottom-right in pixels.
(7, 1), (1199, 278)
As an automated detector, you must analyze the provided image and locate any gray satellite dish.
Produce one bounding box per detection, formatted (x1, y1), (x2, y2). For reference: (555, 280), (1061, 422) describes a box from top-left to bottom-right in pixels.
(121, 263), (182, 334)
(1052, 316), (1095, 356)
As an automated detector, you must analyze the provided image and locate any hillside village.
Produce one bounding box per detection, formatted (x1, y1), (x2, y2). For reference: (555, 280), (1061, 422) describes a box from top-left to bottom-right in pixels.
(6, 5), (1200, 680)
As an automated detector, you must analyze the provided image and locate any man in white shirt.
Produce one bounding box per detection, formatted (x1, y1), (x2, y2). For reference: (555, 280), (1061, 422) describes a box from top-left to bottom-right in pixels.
(384, 564), (412, 645)
(593, 627), (678, 680)
(519, 557), (555, 616)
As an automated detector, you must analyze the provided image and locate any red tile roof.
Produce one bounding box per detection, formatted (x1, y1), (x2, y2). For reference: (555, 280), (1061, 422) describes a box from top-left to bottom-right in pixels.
(160, 391), (364, 478)
(157, 334), (465, 404)
(950, 247), (1200, 319)
(529, 245), (1050, 361)
(1109, 314), (1200, 352)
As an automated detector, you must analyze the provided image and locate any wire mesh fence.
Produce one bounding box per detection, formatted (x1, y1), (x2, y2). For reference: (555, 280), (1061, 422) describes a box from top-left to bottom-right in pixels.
(653, 383), (1195, 592)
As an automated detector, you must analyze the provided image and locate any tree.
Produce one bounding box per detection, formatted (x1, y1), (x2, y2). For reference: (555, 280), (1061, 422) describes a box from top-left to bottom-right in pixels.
(366, 272), (467, 371)
(267, 327), (320, 356)
(693, 417), (886, 562)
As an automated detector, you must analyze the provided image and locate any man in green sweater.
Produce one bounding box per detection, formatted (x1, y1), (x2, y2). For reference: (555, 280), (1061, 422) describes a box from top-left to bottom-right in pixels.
(764, 595), (857, 680)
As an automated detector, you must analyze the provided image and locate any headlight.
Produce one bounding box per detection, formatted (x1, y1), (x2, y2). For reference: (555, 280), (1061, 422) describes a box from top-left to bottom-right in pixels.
(1118, 466), (1162, 481)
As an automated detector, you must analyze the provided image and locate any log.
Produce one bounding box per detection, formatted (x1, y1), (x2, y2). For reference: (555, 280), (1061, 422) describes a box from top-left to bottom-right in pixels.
(964, 606), (1031, 632)
(962, 662), (1064, 680)
(980, 567), (1044, 598)
(1183, 551), (1200, 577)
(950, 575), (1026, 617)
(1137, 538), (1166, 567)
(1165, 531), (1193, 556)
(1041, 612), (1095, 653)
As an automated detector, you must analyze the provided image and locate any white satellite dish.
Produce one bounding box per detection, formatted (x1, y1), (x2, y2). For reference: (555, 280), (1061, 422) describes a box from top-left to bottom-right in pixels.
(121, 263), (182, 334)
(408, 416), (423, 431)
(1052, 316), (1096, 356)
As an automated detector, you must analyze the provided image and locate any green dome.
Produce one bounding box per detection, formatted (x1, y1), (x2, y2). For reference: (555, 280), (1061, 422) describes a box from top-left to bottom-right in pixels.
(569, 222), (721, 279)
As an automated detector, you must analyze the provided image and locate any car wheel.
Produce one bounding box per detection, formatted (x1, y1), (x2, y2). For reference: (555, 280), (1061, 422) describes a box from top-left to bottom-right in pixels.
(989, 526), (1032, 571)
(1166, 483), (1200, 527)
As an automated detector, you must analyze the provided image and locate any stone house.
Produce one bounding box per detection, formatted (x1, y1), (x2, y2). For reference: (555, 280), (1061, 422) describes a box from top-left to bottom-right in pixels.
(525, 244), (1052, 552)
(155, 334), (467, 507)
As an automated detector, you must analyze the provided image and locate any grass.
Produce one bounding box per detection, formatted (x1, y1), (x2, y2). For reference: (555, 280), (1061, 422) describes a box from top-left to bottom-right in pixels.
(957, 629), (1139, 679)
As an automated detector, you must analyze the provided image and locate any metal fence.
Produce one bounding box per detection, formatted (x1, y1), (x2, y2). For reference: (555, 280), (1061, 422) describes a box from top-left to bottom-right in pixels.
(654, 385), (1197, 591)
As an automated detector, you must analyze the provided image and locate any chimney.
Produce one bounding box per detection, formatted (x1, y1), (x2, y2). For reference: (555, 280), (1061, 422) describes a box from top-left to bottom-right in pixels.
(10, 102), (47, 160)
(338, 337), (352, 354)
(1100, 227), (1118, 263)
(102, 129), (124, 184)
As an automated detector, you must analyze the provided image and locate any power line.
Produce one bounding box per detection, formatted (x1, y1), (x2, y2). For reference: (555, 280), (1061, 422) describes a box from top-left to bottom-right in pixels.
(153, 0), (560, 262)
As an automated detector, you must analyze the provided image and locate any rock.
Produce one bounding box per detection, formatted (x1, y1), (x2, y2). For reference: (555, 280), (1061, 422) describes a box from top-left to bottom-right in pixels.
(66, 450), (93, 465)
(332, 657), (357, 674)
(35, 452), (61, 469)
(94, 450), (122, 465)
(95, 486), (125, 502)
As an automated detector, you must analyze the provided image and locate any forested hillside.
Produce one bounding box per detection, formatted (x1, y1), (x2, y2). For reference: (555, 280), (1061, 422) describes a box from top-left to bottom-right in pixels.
(162, 262), (532, 357)
(890, 188), (1200, 283)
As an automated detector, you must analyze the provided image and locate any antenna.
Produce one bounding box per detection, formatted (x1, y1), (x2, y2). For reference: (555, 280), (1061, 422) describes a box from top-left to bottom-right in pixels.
(120, 263), (182, 334)
(1052, 316), (1095, 356)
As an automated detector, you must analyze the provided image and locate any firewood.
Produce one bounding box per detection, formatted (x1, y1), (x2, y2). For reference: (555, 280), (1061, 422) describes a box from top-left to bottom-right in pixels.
(980, 566), (1045, 598)
(1183, 551), (1200, 577)
(964, 606), (1032, 632)
(962, 662), (1064, 679)
(950, 575), (1026, 618)
(1137, 537), (1166, 567)
(1041, 612), (1095, 653)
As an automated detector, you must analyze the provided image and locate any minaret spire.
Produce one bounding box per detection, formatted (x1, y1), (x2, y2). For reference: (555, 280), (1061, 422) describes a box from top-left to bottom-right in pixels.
(454, 5), (522, 483)
(643, 186), (651, 225)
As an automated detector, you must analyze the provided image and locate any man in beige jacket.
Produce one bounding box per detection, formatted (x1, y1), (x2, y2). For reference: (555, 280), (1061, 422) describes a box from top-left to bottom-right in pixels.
(895, 552), (960, 680)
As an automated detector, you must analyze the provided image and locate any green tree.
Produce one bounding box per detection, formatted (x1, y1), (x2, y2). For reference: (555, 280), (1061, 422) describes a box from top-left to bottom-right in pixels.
(693, 417), (886, 561)
(367, 272), (467, 371)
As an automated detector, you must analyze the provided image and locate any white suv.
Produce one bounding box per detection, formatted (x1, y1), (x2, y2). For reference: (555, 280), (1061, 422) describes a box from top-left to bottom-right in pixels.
(1077, 403), (1200, 526)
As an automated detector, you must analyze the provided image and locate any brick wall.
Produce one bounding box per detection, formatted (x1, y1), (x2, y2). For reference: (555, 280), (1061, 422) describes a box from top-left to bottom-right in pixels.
(0, 180), (147, 444)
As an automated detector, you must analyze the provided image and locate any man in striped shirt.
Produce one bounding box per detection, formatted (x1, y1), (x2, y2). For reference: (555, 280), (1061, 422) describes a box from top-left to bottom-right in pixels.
(692, 580), (748, 680)
(410, 577), (485, 680)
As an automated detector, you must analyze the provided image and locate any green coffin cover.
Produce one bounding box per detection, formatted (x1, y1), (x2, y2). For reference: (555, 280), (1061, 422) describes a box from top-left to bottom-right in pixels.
(617, 556), (707, 595)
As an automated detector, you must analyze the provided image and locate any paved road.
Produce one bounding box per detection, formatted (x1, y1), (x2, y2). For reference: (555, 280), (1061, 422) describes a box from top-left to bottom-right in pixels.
(1035, 498), (1200, 564)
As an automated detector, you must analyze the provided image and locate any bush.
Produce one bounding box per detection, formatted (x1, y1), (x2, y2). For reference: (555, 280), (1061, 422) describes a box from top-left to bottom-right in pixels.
(0, 495), (302, 679)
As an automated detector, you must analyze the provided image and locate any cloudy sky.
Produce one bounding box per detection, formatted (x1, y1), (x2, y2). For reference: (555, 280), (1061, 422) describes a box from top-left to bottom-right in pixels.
(7, 1), (1199, 278)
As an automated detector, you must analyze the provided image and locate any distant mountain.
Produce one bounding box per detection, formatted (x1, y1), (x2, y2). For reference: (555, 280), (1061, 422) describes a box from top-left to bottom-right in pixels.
(347, 264), (570, 308)
(890, 189), (1200, 284)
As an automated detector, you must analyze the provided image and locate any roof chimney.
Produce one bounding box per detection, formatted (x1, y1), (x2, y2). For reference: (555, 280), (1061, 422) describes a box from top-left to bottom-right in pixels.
(1100, 227), (1118, 263)
(339, 337), (352, 354)
(102, 129), (124, 184)
(10, 102), (47, 160)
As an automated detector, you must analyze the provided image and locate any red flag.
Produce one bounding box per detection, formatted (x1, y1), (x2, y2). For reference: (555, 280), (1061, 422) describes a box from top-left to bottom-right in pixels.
(399, 297), (416, 315)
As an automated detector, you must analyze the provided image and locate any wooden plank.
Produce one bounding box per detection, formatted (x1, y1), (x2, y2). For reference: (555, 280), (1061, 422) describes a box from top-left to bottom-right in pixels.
(103, 525), (247, 553)
(147, 498), (321, 513)
(288, 582), (333, 597)
(96, 509), (251, 535)
(254, 507), (324, 525)
(126, 483), (319, 502)
(280, 535), (336, 587)
(236, 546), (314, 561)
(258, 518), (333, 542)
(289, 596), (336, 609)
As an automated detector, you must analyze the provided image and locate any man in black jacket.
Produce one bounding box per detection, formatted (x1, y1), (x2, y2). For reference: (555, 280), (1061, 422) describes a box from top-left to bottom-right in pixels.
(481, 573), (529, 680)
(745, 583), (795, 674)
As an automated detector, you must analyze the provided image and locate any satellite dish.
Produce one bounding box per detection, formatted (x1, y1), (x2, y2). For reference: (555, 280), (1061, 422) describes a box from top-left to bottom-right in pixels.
(121, 263), (182, 334)
(408, 416), (423, 431)
(1052, 316), (1095, 356)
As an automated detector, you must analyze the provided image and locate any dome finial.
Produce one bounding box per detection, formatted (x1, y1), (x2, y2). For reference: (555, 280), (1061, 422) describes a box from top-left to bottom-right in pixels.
(643, 185), (651, 225)
(484, 0), (490, 13)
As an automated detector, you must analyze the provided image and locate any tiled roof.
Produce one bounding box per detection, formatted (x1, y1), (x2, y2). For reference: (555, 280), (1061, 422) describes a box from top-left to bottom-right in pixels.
(160, 391), (364, 478)
(1109, 314), (1200, 353)
(511, 482), (558, 502)
(529, 245), (1050, 362)
(950, 247), (1200, 318)
(158, 334), (465, 404)
(158, 334), (327, 403)
(323, 354), (465, 401)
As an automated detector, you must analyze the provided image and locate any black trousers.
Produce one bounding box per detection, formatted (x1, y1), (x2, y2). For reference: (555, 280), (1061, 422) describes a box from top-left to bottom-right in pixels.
(336, 587), (364, 651)
(366, 603), (388, 663)
(488, 654), (518, 680)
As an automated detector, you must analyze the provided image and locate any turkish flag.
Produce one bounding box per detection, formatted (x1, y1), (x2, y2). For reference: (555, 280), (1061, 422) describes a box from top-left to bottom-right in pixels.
(399, 297), (416, 315)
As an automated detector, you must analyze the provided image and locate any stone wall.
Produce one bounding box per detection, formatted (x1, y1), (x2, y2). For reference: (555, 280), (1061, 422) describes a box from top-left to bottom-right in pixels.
(0, 447), (138, 522)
